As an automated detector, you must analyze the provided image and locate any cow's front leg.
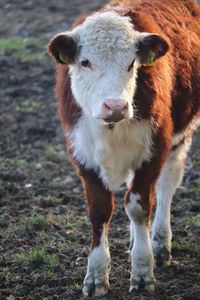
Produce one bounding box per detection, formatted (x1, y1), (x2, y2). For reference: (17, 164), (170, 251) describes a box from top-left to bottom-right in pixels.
(79, 168), (114, 297)
(125, 158), (165, 293)
(125, 191), (155, 293)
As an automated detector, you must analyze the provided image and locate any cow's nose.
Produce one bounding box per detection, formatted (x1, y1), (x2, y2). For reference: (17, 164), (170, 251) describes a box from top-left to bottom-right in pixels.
(103, 99), (128, 122)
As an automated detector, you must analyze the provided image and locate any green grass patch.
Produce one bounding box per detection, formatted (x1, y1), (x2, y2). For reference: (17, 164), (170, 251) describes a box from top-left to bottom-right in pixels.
(0, 158), (28, 172)
(14, 249), (59, 269)
(15, 99), (41, 113)
(0, 36), (49, 61)
(172, 240), (199, 257)
(44, 269), (58, 280)
(66, 209), (90, 231)
(194, 177), (200, 188)
(172, 241), (189, 251)
(16, 215), (49, 236)
(186, 214), (200, 229)
(0, 37), (25, 53)
(44, 144), (65, 162)
(39, 196), (60, 208)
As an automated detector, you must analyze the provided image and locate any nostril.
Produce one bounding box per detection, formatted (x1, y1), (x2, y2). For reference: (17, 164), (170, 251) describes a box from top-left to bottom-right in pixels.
(104, 102), (112, 110)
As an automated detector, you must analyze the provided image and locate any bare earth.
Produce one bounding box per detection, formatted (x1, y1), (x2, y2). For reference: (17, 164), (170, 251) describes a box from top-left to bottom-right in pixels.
(0, 1), (200, 299)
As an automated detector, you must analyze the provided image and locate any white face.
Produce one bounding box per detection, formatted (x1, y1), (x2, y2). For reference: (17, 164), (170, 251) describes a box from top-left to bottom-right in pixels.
(49, 11), (169, 123)
(69, 12), (140, 122)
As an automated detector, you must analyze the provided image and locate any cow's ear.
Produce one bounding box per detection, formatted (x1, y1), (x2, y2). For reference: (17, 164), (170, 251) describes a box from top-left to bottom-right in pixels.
(48, 33), (77, 64)
(136, 33), (169, 66)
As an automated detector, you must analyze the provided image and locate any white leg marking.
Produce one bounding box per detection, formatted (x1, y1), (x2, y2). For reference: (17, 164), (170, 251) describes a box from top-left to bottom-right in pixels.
(152, 139), (191, 266)
(126, 193), (155, 293)
(129, 220), (134, 251)
(83, 224), (110, 297)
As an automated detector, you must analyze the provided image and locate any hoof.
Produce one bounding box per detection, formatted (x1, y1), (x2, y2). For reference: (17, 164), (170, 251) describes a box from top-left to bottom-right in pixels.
(95, 283), (109, 297)
(83, 281), (109, 297)
(145, 283), (155, 294)
(82, 283), (94, 297)
(155, 246), (172, 267)
(129, 282), (139, 293)
(129, 277), (156, 294)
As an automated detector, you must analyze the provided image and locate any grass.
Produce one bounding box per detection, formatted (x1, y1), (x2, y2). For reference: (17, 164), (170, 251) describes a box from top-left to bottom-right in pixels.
(44, 144), (65, 162)
(172, 240), (199, 257)
(39, 196), (60, 208)
(0, 37), (26, 53)
(186, 214), (200, 229)
(44, 269), (58, 280)
(73, 282), (82, 290)
(14, 249), (59, 269)
(66, 209), (90, 231)
(15, 99), (41, 113)
(172, 241), (188, 251)
(16, 215), (49, 237)
(0, 158), (28, 172)
(0, 36), (49, 61)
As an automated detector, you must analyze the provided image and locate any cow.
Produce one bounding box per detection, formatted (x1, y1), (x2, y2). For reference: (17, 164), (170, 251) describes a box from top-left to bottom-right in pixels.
(48, 0), (200, 297)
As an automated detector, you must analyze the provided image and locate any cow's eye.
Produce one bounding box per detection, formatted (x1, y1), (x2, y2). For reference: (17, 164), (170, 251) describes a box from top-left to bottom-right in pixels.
(128, 59), (135, 72)
(81, 59), (92, 68)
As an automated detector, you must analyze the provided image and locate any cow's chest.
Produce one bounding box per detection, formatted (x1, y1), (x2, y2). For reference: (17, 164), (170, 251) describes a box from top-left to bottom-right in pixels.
(70, 117), (152, 190)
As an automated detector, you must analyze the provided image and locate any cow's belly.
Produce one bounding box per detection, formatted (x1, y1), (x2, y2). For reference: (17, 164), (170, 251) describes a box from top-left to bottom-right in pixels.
(69, 117), (153, 191)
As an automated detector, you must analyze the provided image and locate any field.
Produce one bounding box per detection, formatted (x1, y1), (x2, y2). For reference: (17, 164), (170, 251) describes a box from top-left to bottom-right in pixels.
(0, 0), (200, 299)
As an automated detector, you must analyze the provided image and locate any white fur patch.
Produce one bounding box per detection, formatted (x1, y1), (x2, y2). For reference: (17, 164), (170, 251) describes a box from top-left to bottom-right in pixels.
(125, 193), (143, 219)
(130, 223), (154, 281)
(153, 157), (184, 248)
(86, 228), (110, 276)
(83, 224), (110, 295)
(69, 119), (152, 190)
(125, 193), (155, 287)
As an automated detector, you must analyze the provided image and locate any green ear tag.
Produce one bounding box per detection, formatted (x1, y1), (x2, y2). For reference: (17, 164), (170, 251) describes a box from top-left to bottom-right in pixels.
(58, 51), (68, 64)
(142, 51), (156, 67)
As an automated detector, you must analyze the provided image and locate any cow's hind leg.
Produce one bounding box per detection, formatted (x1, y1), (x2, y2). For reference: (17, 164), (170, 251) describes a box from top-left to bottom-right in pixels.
(152, 137), (191, 266)
(79, 168), (114, 297)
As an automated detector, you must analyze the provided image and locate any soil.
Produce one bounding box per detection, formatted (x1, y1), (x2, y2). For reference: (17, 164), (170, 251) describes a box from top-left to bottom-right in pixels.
(0, 1), (200, 299)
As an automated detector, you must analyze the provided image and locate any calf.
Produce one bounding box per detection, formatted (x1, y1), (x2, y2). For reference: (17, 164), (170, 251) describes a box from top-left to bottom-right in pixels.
(48, 0), (200, 296)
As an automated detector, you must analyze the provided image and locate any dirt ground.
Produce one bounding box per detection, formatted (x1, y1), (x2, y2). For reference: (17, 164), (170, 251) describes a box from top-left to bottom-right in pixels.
(0, 1), (200, 299)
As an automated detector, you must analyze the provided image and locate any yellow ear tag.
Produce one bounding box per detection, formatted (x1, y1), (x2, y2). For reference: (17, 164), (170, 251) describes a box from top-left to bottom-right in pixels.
(142, 51), (156, 67)
(58, 51), (68, 64)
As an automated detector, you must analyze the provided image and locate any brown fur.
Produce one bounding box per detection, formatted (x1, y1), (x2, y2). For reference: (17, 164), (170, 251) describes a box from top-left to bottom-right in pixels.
(56, 66), (81, 130)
